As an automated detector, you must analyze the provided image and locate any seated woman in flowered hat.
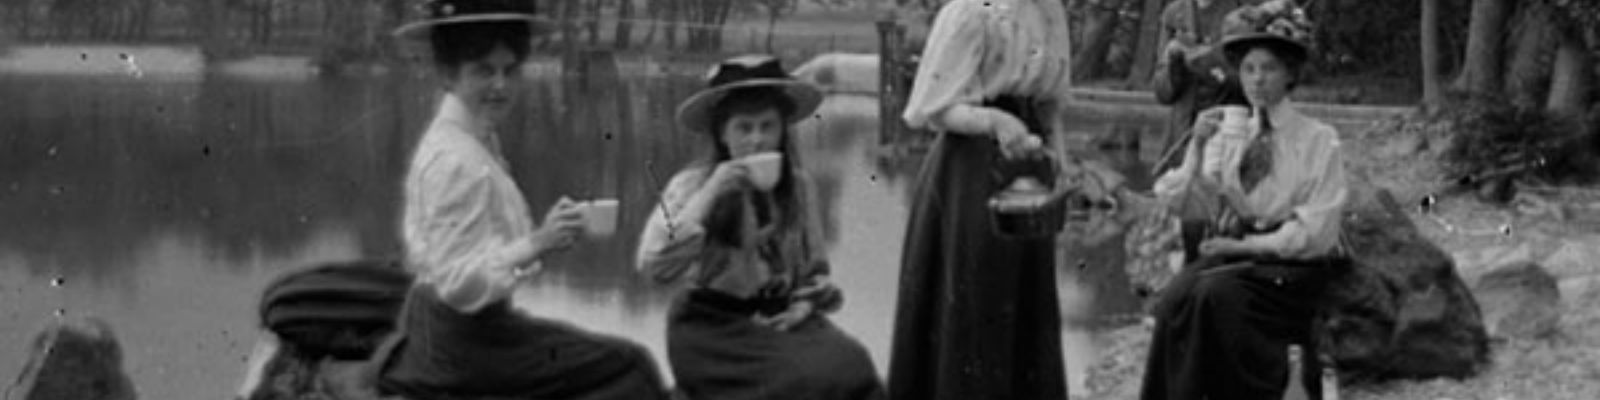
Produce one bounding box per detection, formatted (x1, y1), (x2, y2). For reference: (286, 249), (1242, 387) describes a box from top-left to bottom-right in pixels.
(1141, 2), (1349, 399)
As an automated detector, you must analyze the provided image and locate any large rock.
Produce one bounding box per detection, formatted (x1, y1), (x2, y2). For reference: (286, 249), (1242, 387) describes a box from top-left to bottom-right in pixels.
(1541, 236), (1600, 278)
(1472, 261), (1561, 340)
(1319, 186), (1491, 380)
(11, 317), (139, 400)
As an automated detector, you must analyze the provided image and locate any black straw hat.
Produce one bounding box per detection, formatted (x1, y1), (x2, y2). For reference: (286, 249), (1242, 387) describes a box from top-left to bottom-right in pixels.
(675, 55), (824, 133)
(392, 0), (553, 41)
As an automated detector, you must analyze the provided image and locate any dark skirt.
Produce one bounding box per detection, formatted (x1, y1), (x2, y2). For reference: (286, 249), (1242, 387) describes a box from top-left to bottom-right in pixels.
(1140, 256), (1343, 400)
(375, 286), (668, 400)
(887, 132), (1067, 400)
(667, 289), (884, 400)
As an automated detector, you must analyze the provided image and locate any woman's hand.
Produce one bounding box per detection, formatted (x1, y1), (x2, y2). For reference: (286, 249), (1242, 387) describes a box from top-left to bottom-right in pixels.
(1198, 237), (1265, 258)
(706, 160), (752, 195)
(753, 301), (815, 332)
(992, 110), (1044, 160)
(530, 197), (587, 259)
(1164, 37), (1194, 62)
(1191, 107), (1227, 145)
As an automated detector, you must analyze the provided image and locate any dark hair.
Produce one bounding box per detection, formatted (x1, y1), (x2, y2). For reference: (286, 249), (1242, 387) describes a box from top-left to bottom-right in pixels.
(429, 21), (532, 71)
(700, 87), (804, 247)
(1231, 41), (1309, 90)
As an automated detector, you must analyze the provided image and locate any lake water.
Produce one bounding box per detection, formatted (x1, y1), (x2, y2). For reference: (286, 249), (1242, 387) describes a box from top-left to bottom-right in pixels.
(0, 63), (1166, 399)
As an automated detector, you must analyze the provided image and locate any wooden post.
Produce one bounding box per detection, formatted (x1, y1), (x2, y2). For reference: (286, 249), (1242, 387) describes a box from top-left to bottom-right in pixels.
(876, 17), (903, 146)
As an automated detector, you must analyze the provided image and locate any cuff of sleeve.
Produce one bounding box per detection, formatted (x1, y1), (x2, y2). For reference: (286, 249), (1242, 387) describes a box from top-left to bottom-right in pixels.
(1243, 221), (1301, 258)
(794, 285), (843, 314)
(666, 219), (707, 243)
(513, 260), (543, 280)
(501, 238), (540, 277)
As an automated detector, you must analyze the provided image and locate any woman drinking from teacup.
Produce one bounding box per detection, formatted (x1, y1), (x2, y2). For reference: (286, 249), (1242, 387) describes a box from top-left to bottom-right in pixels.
(1141, 2), (1349, 399)
(374, 1), (667, 399)
(635, 54), (884, 400)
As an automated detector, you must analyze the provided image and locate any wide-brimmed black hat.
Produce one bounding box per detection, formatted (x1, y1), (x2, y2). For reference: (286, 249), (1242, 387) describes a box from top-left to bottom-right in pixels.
(1219, 0), (1313, 66)
(676, 55), (823, 133)
(392, 0), (553, 42)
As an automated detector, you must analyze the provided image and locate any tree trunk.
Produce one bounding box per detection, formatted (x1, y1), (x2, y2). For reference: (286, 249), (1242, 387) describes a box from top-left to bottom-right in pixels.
(766, 6), (781, 53)
(715, 0), (732, 51)
(1504, 3), (1556, 109)
(381, 0), (407, 59)
(135, 0), (154, 40)
(1422, 0), (1445, 105)
(561, 0), (581, 52)
(641, 3), (658, 47)
(1124, 0), (1166, 88)
(194, 0), (225, 56)
(665, 0), (681, 49)
(690, 0), (709, 52)
(1075, 0), (1124, 82)
(1453, 0), (1510, 94)
(1546, 35), (1591, 116)
(615, 0), (634, 49)
(588, 0), (604, 47)
(692, 0), (713, 52)
(19, 1), (31, 39)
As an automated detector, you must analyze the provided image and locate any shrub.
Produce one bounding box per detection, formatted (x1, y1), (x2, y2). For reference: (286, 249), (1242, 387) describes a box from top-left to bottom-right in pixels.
(1436, 93), (1598, 197)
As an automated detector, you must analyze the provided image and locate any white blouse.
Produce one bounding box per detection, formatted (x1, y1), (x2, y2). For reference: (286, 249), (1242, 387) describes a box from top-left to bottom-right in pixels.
(1154, 101), (1349, 259)
(900, 0), (1072, 131)
(401, 94), (539, 314)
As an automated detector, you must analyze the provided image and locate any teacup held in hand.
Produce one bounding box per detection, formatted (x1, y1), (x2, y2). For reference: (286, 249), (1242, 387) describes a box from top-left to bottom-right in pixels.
(739, 152), (784, 191)
(578, 199), (619, 239)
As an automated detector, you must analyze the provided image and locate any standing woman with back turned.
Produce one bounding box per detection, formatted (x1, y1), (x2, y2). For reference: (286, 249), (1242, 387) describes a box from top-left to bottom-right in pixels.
(890, 0), (1074, 399)
(374, 1), (667, 399)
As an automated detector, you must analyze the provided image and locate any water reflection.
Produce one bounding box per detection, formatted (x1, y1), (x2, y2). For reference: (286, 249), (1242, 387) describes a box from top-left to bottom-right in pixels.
(0, 66), (1165, 399)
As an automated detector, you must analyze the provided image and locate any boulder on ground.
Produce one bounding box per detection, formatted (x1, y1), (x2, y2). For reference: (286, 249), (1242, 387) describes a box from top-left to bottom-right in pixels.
(1473, 261), (1561, 340)
(11, 316), (139, 400)
(1319, 185), (1491, 380)
(1082, 187), (1493, 397)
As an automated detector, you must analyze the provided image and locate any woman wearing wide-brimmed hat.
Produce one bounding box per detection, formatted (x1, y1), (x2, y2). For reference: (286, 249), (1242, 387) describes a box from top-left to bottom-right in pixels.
(373, 1), (668, 399)
(889, 0), (1074, 399)
(635, 54), (884, 400)
(1141, 1), (1349, 399)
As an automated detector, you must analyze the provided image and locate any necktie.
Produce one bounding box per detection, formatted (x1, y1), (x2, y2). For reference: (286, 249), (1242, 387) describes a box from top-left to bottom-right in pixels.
(1239, 109), (1274, 193)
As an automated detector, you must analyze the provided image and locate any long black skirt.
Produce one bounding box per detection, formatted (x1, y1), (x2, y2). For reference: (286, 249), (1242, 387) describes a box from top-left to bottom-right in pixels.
(1140, 256), (1342, 400)
(374, 286), (668, 400)
(667, 289), (884, 400)
(887, 133), (1067, 400)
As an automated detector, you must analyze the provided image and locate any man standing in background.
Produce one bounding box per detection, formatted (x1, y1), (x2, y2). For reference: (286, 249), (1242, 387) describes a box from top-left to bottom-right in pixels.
(1151, 0), (1251, 173)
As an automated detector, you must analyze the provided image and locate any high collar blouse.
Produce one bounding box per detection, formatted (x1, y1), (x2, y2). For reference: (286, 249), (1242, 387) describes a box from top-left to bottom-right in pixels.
(900, 0), (1073, 131)
(401, 93), (537, 314)
(635, 167), (830, 300)
(1154, 100), (1350, 259)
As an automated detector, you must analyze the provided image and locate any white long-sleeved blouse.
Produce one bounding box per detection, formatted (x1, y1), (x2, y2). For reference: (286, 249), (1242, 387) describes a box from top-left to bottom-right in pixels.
(635, 167), (831, 301)
(1153, 100), (1349, 259)
(401, 94), (539, 314)
(900, 0), (1072, 131)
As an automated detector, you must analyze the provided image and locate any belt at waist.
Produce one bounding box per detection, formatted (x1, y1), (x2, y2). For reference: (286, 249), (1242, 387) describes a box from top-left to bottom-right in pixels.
(686, 288), (791, 317)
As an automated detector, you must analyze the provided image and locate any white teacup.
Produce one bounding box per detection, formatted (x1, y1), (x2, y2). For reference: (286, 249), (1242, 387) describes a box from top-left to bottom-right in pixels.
(1200, 106), (1254, 181)
(739, 152), (784, 191)
(578, 199), (619, 239)
(1218, 105), (1252, 135)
